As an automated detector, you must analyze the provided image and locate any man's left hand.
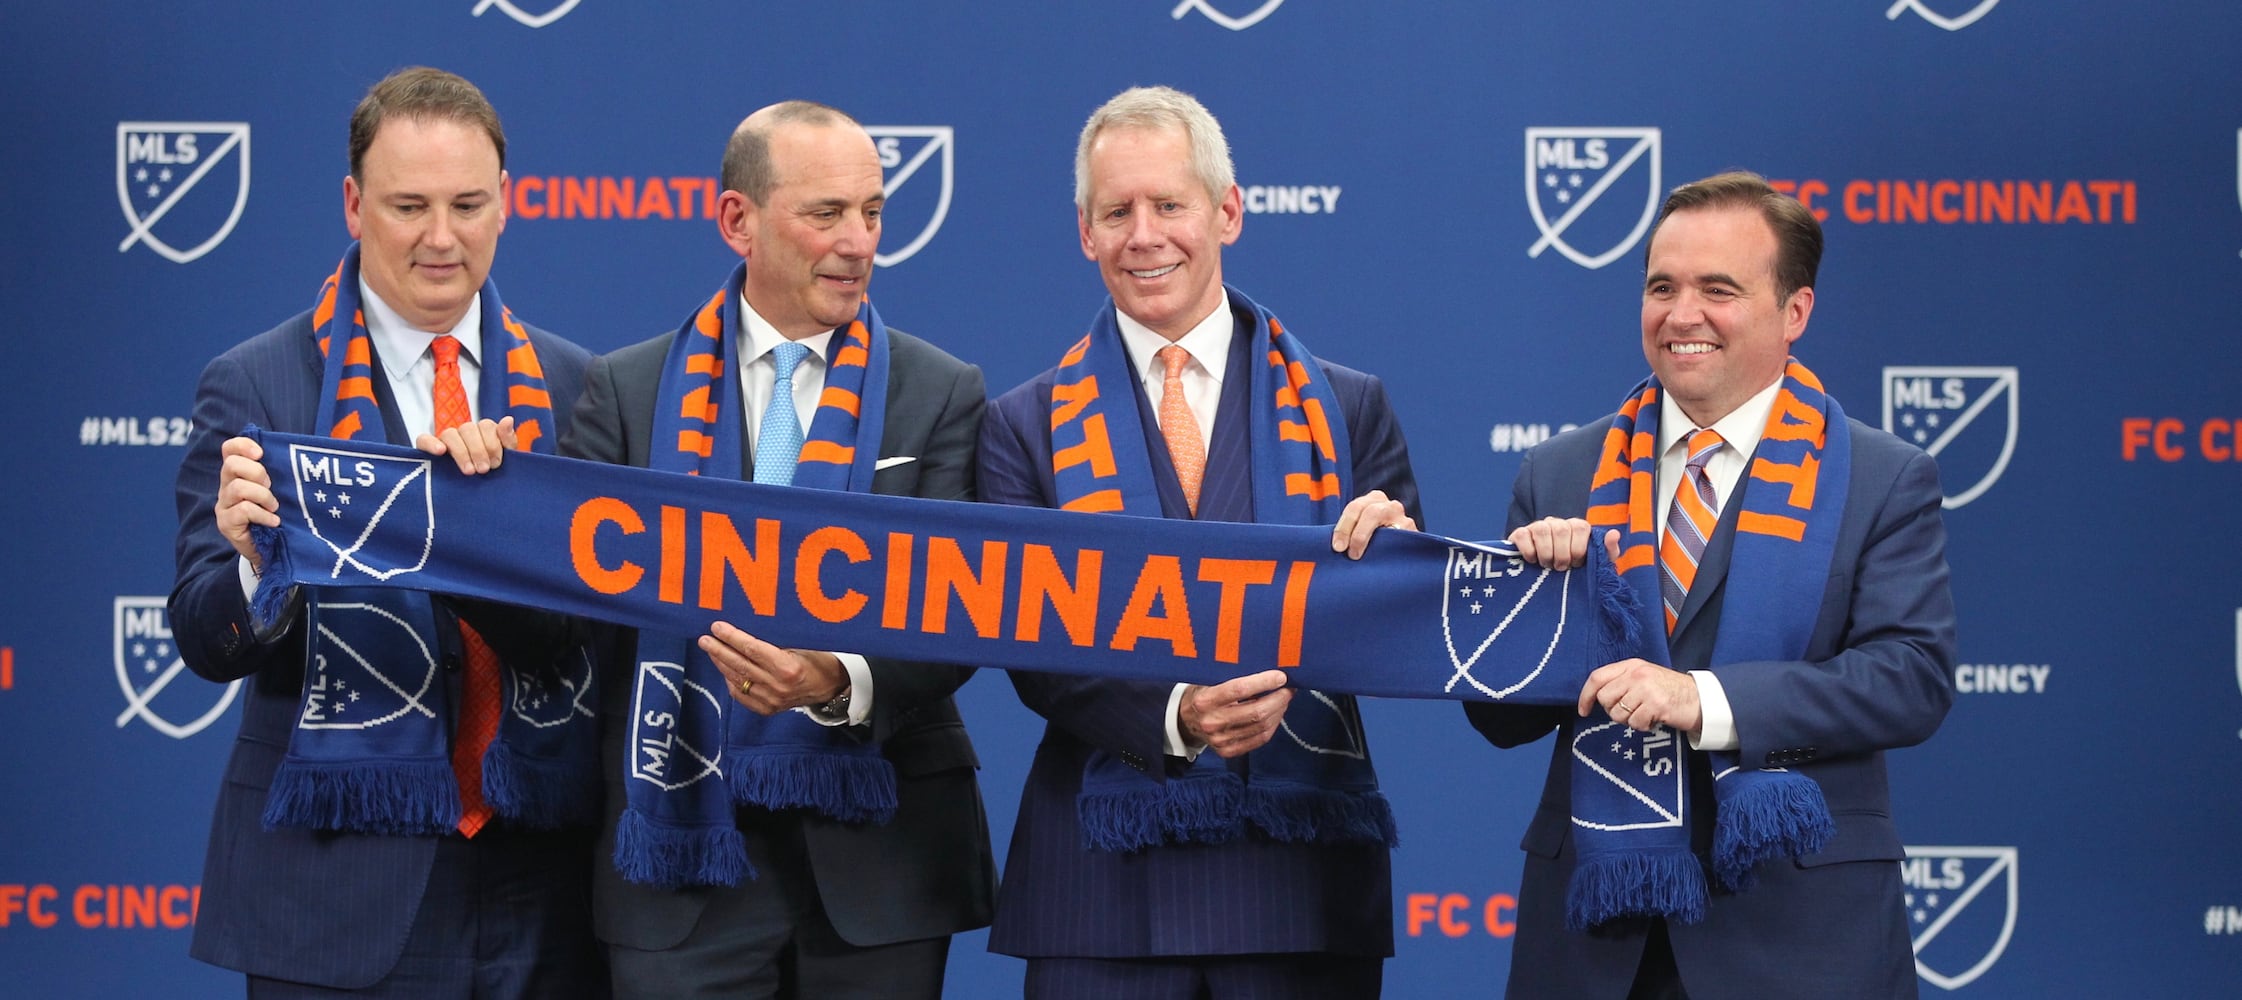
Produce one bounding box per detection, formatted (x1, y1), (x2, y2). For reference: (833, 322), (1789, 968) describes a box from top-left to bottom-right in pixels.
(701, 621), (848, 716)
(1331, 489), (1414, 559)
(1578, 658), (1701, 734)
(414, 415), (517, 475)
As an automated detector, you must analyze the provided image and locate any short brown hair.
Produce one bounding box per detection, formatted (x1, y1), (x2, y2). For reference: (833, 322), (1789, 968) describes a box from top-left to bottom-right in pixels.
(348, 67), (506, 180)
(1646, 170), (1822, 302)
(720, 101), (860, 206)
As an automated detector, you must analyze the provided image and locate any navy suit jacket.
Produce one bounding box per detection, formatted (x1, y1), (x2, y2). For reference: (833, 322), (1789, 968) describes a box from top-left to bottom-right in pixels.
(561, 324), (997, 951)
(979, 302), (1420, 959)
(169, 307), (593, 988)
(1465, 412), (1956, 1000)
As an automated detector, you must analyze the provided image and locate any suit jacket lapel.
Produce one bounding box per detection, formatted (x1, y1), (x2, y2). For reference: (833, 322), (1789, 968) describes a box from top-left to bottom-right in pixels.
(1195, 315), (1256, 524)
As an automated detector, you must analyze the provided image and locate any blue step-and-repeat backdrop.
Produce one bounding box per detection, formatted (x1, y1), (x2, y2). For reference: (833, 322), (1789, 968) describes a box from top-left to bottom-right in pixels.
(3, 1), (2238, 996)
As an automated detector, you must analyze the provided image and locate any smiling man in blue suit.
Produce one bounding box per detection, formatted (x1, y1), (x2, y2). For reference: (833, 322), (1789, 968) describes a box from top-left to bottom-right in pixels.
(978, 85), (1421, 1000)
(1473, 171), (1956, 1000)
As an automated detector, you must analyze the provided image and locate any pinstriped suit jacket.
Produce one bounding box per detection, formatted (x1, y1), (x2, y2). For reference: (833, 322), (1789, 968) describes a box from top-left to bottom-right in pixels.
(978, 303), (1421, 960)
(168, 307), (594, 988)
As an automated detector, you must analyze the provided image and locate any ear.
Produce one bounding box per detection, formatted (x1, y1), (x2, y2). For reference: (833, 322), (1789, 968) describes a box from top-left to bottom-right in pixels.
(1216, 183), (1243, 246)
(343, 174), (363, 240)
(1078, 207), (1097, 261)
(717, 189), (755, 259)
(494, 170), (511, 234)
(1782, 285), (1814, 345)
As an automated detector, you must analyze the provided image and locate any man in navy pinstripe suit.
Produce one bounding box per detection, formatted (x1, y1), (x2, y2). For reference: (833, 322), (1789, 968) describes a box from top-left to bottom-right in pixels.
(169, 68), (606, 998)
(978, 85), (1420, 1000)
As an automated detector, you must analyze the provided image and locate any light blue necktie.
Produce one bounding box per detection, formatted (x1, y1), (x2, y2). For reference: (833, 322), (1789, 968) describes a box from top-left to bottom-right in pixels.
(752, 341), (810, 486)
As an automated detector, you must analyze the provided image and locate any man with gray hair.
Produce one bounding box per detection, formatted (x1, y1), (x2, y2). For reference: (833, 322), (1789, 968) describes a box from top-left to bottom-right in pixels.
(563, 99), (993, 999)
(978, 85), (1420, 998)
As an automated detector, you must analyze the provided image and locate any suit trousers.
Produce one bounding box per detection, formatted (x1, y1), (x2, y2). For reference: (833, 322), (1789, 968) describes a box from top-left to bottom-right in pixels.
(1024, 954), (1383, 1000)
(244, 827), (606, 999)
(605, 812), (951, 1000)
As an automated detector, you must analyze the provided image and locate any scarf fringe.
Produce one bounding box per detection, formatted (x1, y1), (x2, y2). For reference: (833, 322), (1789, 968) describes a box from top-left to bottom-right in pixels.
(612, 808), (752, 888)
(260, 758), (458, 836)
(1080, 773), (1246, 852)
(1594, 549), (1646, 663)
(725, 748), (899, 825)
(1241, 785), (1401, 848)
(1712, 773), (1835, 890)
(482, 739), (600, 830)
(1565, 848), (1709, 931)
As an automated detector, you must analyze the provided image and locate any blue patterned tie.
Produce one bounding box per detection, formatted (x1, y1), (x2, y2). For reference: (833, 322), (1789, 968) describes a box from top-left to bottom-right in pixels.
(753, 341), (809, 486)
(1659, 429), (1725, 633)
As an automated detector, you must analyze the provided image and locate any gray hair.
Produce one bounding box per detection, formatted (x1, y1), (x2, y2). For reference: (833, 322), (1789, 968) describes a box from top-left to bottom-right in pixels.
(1074, 86), (1234, 214)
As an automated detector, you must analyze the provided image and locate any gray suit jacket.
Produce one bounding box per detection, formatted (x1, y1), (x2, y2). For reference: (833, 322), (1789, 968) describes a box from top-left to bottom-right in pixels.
(561, 323), (996, 949)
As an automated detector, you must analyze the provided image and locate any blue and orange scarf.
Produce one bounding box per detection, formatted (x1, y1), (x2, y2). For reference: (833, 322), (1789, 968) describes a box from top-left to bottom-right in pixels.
(253, 244), (597, 835)
(1046, 286), (1396, 853)
(612, 262), (897, 888)
(1566, 359), (1848, 928)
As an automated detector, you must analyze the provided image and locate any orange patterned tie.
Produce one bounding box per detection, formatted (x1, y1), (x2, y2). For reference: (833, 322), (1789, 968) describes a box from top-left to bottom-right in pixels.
(1659, 428), (1725, 634)
(1156, 345), (1206, 515)
(432, 335), (500, 837)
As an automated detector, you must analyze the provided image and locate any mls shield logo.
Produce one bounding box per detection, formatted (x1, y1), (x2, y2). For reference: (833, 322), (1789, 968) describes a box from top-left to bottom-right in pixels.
(1882, 366), (2018, 509)
(1571, 722), (1686, 831)
(1903, 846), (2019, 990)
(1441, 544), (1567, 699)
(117, 122), (250, 264)
(513, 647), (596, 729)
(472, 0), (580, 27)
(1525, 127), (1661, 270)
(302, 602), (442, 729)
(1277, 690), (1367, 759)
(630, 661), (725, 791)
(114, 596), (241, 739)
(868, 126), (954, 267)
(1886, 0), (2002, 32)
(288, 443), (436, 582)
(1170, 0), (1287, 31)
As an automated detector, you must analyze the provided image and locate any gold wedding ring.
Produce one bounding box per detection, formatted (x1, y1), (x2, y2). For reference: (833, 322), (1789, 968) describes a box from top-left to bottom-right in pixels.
(737, 677), (754, 695)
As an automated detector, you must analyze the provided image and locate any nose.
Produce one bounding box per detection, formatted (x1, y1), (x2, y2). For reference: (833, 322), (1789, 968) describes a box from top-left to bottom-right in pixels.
(1123, 208), (1163, 251)
(833, 209), (876, 261)
(1665, 288), (1706, 329)
(424, 207), (458, 251)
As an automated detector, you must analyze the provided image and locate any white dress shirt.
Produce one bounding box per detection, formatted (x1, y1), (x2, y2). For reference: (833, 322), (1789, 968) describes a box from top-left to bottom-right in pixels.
(1657, 378), (1784, 752)
(735, 293), (873, 726)
(1113, 294), (1235, 759)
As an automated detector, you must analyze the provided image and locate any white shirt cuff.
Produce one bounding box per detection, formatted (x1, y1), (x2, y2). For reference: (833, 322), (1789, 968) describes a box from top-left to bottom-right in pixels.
(1164, 683), (1205, 760)
(804, 652), (874, 727)
(1688, 670), (1738, 751)
(236, 556), (300, 642)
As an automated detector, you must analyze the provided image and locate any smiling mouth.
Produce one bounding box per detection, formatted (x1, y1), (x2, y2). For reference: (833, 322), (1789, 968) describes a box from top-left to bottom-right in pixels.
(1668, 342), (1716, 355)
(1128, 264), (1178, 279)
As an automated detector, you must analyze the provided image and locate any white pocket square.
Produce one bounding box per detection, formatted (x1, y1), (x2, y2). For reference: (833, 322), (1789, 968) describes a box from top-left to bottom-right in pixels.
(874, 455), (917, 471)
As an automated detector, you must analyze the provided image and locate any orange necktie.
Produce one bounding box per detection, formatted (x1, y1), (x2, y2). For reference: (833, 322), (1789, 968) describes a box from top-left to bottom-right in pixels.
(1156, 345), (1206, 515)
(433, 335), (500, 837)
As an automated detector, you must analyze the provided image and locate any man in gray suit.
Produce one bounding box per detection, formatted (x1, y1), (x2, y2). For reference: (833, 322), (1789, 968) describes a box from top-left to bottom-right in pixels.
(562, 100), (994, 1000)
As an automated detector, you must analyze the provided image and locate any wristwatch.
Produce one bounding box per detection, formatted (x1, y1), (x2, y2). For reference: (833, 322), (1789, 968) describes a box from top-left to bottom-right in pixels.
(817, 685), (853, 718)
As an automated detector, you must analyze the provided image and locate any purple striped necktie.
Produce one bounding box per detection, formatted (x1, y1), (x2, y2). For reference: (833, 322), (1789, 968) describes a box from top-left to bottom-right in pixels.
(1659, 428), (1726, 634)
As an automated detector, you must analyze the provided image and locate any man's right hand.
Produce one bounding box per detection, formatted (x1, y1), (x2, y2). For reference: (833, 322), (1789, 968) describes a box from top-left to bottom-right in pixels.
(1506, 516), (1620, 571)
(215, 435), (280, 571)
(1178, 669), (1294, 758)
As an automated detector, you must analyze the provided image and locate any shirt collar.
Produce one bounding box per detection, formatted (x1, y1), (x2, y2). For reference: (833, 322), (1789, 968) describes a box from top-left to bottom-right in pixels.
(1658, 376), (1785, 459)
(361, 278), (482, 382)
(738, 291), (835, 365)
(1115, 290), (1233, 386)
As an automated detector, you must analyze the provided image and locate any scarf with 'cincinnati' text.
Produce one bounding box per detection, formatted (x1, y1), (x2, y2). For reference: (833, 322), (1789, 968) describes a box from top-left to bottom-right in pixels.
(251, 244), (597, 836)
(1566, 358), (1848, 929)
